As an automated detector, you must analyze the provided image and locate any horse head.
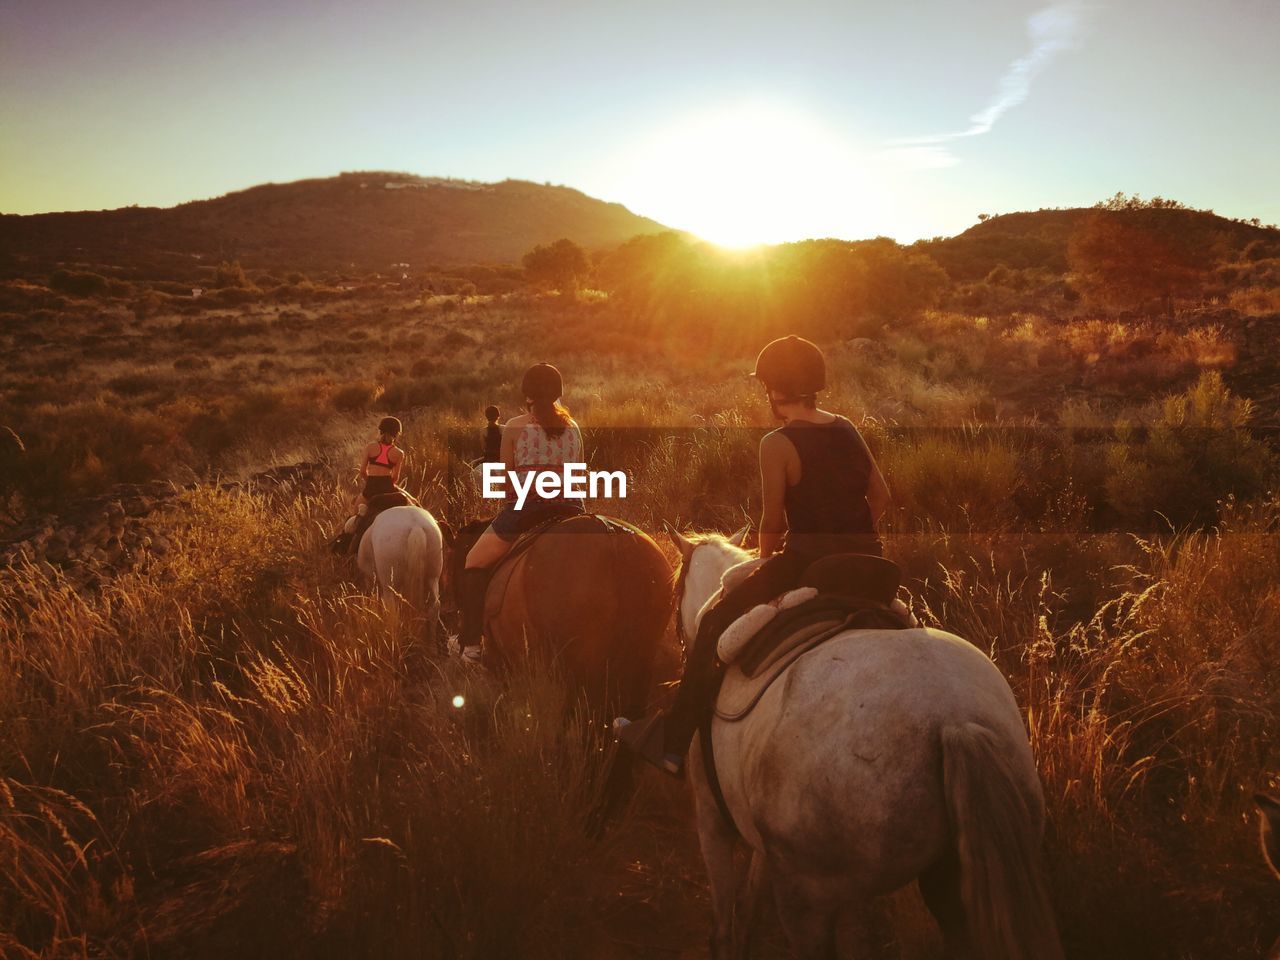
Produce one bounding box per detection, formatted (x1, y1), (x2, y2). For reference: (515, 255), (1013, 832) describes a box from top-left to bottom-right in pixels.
(663, 522), (752, 644)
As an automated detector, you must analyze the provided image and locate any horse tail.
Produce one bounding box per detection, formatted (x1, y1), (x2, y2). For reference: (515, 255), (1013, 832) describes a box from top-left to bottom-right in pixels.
(403, 523), (429, 614)
(941, 722), (1064, 960)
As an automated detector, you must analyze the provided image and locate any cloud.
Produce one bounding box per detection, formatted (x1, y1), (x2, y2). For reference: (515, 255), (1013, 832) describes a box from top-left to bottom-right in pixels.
(890, 3), (1091, 168)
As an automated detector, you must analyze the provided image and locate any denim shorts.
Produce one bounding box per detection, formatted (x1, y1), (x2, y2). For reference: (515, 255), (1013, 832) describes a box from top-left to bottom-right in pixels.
(490, 499), (585, 542)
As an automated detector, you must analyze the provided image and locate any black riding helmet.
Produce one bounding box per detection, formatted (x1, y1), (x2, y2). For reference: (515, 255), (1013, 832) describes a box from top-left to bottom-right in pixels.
(521, 362), (563, 400)
(751, 336), (826, 398)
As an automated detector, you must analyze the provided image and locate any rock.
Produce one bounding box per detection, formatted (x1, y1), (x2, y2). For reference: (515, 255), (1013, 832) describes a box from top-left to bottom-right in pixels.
(122, 497), (149, 517)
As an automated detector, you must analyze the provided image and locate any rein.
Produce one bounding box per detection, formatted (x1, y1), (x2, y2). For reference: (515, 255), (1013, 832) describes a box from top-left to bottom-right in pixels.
(673, 552), (692, 652)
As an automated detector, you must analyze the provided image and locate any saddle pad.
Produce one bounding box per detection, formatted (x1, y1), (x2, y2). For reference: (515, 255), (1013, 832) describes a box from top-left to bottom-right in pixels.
(737, 595), (909, 678)
(713, 614), (857, 722)
(712, 597), (914, 723)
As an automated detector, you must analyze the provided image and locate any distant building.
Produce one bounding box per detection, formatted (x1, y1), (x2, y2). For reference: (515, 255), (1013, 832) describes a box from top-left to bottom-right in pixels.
(191, 287), (204, 299)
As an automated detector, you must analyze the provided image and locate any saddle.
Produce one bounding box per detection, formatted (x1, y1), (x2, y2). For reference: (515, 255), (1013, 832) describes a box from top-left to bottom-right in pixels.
(334, 488), (418, 555)
(700, 554), (915, 836)
(482, 513), (639, 627)
(713, 554), (915, 719)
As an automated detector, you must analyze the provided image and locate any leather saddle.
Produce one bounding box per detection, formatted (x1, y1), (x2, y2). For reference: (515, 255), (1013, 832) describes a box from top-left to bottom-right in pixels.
(481, 513), (646, 632)
(716, 554), (911, 719)
(700, 553), (914, 834)
(333, 488), (418, 555)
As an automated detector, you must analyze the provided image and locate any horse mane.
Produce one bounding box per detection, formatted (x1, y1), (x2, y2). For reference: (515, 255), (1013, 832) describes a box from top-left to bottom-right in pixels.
(670, 531), (750, 588)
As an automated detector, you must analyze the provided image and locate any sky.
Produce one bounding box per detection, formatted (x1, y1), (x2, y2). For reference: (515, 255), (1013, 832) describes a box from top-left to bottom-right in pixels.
(2, 0), (1278, 244)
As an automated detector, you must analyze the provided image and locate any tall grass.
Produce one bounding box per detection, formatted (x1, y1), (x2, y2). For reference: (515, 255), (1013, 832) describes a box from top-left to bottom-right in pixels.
(4, 295), (1280, 957)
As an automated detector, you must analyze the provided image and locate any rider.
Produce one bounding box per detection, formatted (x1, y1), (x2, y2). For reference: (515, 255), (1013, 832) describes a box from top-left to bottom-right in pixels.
(482, 405), (503, 464)
(355, 416), (405, 512)
(340, 417), (406, 555)
(615, 336), (891, 775)
(456, 363), (586, 664)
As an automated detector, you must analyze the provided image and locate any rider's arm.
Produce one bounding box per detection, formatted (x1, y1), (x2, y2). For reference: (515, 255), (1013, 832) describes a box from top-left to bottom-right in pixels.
(391, 448), (404, 484)
(851, 427), (891, 524)
(867, 461), (891, 524)
(758, 431), (790, 558)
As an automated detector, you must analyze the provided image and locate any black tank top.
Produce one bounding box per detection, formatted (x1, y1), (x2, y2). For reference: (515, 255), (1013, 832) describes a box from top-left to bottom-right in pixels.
(778, 416), (877, 549)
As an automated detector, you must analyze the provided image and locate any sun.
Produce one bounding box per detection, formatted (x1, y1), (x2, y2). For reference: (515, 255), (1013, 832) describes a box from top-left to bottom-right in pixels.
(614, 100), (882, 247)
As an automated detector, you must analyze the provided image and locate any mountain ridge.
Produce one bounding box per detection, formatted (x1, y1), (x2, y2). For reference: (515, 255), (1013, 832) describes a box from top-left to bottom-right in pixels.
(0, 172), (670, 275)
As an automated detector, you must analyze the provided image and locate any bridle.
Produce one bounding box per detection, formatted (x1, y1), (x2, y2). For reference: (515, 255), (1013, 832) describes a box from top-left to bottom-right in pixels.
(672, 549), (693, 652)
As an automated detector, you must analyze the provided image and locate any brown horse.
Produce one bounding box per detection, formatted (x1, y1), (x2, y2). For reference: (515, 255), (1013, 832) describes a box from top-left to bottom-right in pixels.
(448, 513), (674, 720)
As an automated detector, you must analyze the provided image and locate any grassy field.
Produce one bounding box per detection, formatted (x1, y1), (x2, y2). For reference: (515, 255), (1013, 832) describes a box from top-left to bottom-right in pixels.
(2, 284), (1280, 958)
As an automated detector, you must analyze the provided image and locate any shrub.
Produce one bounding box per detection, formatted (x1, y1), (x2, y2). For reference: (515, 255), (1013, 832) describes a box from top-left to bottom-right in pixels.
(1105, 371), (1274, 525)
(48, 270), (108, 298)
(331, 381), (383, 412)
(214, 260), (249, 289)
(882, 428), (1024, 532)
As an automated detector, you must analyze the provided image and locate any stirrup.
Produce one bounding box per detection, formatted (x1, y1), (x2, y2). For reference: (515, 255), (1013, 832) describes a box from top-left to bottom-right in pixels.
(612, 715), (684, 777)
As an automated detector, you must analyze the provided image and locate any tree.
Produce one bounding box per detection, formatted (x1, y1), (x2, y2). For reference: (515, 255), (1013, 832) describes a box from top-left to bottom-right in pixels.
(214, 260), (248, 289)
(522, 239), (589, 294)
(1067, 212), (1209, 315)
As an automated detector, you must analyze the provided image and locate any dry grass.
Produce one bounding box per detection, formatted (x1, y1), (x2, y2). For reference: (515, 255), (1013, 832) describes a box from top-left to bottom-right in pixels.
(3, 292), (1280, 958)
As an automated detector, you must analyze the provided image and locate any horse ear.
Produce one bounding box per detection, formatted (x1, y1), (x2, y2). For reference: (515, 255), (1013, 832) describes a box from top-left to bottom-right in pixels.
(663, 520), (696, 561)
(728, 524), (751, 547)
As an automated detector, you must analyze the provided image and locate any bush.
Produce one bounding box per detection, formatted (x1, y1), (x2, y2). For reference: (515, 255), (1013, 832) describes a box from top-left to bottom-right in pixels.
(214, 260), (249, 289)
(1105, 371), (1274, 525)
(882, 428), (1024, 531)
(48, 270), (108, 298)
(331, 381), (383, 412)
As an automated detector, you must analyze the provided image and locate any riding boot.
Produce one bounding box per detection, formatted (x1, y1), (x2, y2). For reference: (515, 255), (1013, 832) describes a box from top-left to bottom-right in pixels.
(662, 617), (724, 755)
(614, 611), (724, 777)
(458, 566), (492, 652)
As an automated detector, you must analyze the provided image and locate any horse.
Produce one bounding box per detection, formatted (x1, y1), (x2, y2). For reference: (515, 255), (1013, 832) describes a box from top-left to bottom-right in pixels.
(669, 528), (1063, 960)
(448, 513), (673, 719)
(344, 505), (444, 642)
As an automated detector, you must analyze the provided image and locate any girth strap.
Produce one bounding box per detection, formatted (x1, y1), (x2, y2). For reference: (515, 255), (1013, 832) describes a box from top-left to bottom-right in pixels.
(698, 713), (739, 838)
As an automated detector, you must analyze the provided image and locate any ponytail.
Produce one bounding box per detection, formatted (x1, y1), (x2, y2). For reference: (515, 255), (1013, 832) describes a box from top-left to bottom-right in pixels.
(530, 398), (571, 439)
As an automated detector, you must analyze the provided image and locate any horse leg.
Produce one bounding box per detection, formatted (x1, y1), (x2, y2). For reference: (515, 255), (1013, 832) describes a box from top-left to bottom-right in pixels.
(919, 852), (971, 959)
(732, 849), (768, 960)
(691, 735), (738, 959)
(771, 877), (838, 960)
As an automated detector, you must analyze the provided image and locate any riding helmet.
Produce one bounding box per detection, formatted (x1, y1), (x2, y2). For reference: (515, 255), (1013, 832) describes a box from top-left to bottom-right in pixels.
(751, 336), (826, 397)
(521, 362), (563, 401)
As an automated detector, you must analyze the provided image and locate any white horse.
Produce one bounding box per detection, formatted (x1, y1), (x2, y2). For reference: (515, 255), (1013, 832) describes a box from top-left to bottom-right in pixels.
(344, 506), (444, 637)
(670, 529), (1062, 960)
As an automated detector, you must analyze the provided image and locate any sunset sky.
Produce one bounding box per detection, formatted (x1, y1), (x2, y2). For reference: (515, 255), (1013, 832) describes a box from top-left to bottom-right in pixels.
(2, 0), (1277, 244)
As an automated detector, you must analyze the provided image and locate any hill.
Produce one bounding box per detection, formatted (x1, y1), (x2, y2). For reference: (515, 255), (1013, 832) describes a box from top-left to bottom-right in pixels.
(0, 172), (669, 277)
(916, 203), (1280, 281)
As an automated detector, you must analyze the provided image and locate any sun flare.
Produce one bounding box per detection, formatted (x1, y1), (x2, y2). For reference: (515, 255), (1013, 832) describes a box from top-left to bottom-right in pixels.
(615, 101), (891, 247)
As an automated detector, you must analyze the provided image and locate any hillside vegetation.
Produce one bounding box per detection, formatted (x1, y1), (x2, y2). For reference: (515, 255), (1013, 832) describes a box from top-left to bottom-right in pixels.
(2, 192), (1280, 958)
(0, 173), (668, 276)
